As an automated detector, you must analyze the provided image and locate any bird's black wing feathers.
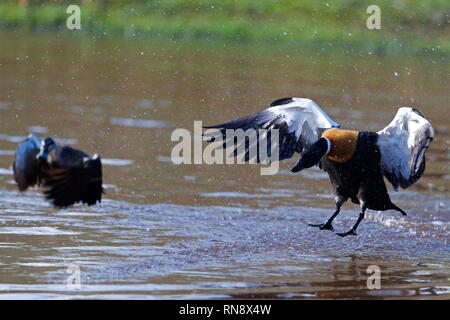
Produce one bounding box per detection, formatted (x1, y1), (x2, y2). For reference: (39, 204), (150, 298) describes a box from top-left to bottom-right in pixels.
(43, 156), (103, 207)
(203, 98), (339, 163)
(204, 110), (299, 162)
(204, 109), (276, 131)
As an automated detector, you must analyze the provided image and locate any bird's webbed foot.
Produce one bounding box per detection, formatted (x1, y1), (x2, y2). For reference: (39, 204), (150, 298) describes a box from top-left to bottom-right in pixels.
(336, 229), (357, 237)
(308, 222), (334, 231)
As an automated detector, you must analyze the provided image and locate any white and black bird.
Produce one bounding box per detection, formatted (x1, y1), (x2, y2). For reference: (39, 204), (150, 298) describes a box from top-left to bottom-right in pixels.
(204, 97), (434, 237)
(13, 134), (103, 208)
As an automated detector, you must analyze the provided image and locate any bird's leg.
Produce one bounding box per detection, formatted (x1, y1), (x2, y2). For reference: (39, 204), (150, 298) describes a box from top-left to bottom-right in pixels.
(309, 197), (345, 231)
(309, 207), (339, 231)
(337, 207), (366, 237)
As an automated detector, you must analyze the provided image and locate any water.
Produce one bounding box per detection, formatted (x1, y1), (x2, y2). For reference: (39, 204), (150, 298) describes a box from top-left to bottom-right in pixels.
(0, 32), (449, 299)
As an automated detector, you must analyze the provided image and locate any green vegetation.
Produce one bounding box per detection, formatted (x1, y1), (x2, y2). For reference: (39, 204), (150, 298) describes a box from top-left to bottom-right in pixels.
(0, 0), (449, 56)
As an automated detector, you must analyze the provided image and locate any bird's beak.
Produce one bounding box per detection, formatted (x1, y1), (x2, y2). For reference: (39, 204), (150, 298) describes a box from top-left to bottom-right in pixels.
(290, 159), (305, 173)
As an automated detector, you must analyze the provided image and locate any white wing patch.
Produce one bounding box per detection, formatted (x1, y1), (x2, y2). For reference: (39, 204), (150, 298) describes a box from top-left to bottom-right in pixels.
(268, 98), (340, 147)
(377, 107), (434, 190)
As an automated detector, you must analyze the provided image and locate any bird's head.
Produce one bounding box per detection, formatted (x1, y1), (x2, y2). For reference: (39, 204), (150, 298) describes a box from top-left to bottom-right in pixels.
(36, 137), (55, 161)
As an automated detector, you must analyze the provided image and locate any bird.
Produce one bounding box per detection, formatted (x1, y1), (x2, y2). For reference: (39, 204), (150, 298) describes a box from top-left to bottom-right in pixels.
(13, 133), (103, 208)
(204, 97), (434, 237)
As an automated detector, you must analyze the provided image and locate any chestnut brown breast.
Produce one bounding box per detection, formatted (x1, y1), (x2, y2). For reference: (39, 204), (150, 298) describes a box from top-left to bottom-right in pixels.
(321, 128), (359, 163)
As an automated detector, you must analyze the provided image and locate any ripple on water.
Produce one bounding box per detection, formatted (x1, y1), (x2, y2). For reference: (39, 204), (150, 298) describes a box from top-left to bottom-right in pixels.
(157, 155), (180, 163)
(101, 158), (134, 166)
(0, 134), (27, 143)
(0, 226), (79, 236)
(0, 150), (15, 156)
(0, 168), (13, 175)
(199, 191), (292, 199)
(27, 126), (48, 134)
(110, 117), (168, 129)
(0, 186), (448, 299)
(0, 133), (77, 145)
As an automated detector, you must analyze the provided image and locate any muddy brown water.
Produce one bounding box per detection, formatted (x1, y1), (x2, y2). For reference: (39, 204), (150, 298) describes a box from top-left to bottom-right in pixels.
(0, 32), (448, 299)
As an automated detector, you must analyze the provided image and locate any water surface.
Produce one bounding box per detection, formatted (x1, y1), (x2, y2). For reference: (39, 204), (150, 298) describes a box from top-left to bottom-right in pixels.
(0, 32), (448, 299)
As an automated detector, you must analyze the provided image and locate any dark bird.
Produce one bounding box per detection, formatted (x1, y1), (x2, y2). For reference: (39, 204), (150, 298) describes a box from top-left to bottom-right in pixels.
(13, 134), (103, 208)
(204, 97), (434, 237)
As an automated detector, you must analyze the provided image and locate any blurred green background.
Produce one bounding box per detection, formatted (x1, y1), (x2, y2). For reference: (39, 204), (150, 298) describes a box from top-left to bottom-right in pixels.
(1, 0), (449, 57)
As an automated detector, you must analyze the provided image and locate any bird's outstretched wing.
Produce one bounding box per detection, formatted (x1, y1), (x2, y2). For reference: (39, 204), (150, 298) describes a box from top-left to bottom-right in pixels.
(204, 97), (340, 163)
(13, 134), (42, 191)
(377, 107), (434, 191)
